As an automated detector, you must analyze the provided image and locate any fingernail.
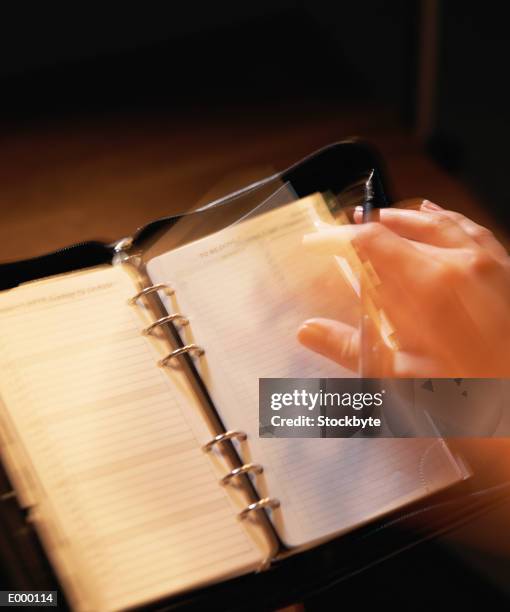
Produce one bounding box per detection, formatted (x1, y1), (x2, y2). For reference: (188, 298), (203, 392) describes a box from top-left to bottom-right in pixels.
(422, 199), (442, 211)
(297, 320), (327, 348)
(354, 205), (364, 214)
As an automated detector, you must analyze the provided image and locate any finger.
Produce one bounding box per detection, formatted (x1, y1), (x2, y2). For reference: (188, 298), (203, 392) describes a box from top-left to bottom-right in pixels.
(353, 198), (424, 223)
(297, 318), (452, 376)
(303, 223), (425, 282)
(302, 225), (441, 351)
(297, 318), (359, 371)
(421, 200), (508, 259)
(355, 205), (476, 248)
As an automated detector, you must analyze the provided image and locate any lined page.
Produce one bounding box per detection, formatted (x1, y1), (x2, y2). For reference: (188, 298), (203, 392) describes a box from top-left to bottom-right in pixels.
(147, 195), (464, 547)
(0, 266), (259, 611)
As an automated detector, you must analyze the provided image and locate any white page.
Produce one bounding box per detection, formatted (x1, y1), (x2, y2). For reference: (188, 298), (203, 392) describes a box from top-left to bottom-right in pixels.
(147, 195), (465, 547)
(0, 266), (260, 612)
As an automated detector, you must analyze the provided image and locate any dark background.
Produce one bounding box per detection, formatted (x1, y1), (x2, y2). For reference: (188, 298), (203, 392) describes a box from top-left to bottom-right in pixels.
(1, 1), (508, 226)
(0, 1), (509, 609)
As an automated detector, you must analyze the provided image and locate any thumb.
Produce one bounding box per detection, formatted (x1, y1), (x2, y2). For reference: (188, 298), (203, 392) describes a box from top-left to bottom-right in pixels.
(297, 318), (359, 372)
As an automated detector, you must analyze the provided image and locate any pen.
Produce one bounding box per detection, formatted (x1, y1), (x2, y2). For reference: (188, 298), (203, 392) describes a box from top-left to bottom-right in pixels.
(359, 169), (395, 377)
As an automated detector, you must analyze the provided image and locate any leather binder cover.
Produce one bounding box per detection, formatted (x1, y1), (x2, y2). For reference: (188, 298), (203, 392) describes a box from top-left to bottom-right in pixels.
(1, 141), (509, 609)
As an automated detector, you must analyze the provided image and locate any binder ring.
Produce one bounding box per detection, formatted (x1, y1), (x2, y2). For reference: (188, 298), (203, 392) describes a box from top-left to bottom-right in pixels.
(239, 497), (280, 520)
(129, 283), (174, 305)
(202, 431), (247, 452)
(143, 314), (189, 335)
(221, 463), (263, 486)
(158, 344), (204, 367)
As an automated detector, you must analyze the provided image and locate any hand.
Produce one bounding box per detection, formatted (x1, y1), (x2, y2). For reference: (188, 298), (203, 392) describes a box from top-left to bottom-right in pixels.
(297, 200), (510, 377)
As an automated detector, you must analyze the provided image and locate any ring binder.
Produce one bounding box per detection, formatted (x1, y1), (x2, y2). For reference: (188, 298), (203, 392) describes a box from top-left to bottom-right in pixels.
(239, 498), (280, 520)
(142, 314), (189, 335)
(128, 283), (174, 305)
(221, 463), (263, 486)
(202, 431), (248, 452)
(158, 344), (205, 367)
(122, 260), (280, 565)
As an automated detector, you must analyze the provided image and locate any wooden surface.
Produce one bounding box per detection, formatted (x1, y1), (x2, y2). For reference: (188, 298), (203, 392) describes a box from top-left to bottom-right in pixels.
(0, 103), (501, 263)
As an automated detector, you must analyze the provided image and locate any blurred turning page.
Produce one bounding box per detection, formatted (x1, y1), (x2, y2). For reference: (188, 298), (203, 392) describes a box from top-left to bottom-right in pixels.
(147, 193), (467, 548)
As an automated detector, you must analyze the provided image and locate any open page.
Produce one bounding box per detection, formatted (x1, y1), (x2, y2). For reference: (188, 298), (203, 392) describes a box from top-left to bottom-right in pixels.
(0, 265), (261, 611)
(147, 194), (466, 548)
